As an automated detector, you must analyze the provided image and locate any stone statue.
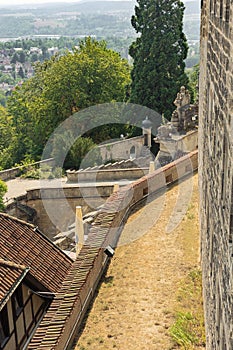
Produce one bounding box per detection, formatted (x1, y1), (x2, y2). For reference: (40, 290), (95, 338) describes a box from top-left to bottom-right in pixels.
(171, 86), (198, 132)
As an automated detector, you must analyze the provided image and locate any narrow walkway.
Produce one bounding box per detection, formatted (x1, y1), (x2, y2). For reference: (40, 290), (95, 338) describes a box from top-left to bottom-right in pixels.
(73, 173), (202, 350)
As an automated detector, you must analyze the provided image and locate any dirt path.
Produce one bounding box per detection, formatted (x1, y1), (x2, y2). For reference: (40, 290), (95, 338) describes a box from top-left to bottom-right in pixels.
(73, 173), (202, 350)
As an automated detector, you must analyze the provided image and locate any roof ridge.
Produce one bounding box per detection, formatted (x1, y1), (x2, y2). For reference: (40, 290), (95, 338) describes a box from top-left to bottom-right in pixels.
(0, 212), (35, 229)
(0, 265), (30, 312)
(0, 213), (73, 263)
(0, 258), (27, 271)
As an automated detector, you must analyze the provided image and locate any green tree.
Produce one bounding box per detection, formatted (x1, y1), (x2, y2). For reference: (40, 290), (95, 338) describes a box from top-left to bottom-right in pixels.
(8, 37), (130, 163)
(129, 0), (188, 118)
(0, 74), (15, 85)
(187, 63), (199, 103)
(18, 66), (25, 79)
(0, 106), (15, 169)
(51, 130), (102, 170)
(11, 53), (19, 64)
(0, 91), (7, 107)
(31, 53), (38, 62)
(19, 51), (26, 64)
(0, 179), (7, 211)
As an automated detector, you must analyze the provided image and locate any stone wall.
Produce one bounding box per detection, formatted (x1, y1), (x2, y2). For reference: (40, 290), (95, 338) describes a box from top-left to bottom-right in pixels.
(98, 136), (145, 162)
(6, 184), (114, 238)
(155, 129), (198, 163)
(67, 167), (148, 183)
(154, 85), (198, 166)
(199, 1), (233, 349)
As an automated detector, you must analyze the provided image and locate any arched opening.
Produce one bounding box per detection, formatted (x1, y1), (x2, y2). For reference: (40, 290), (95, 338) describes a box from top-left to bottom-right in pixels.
(130, 146), (136, 159)
(144, 134), (148, 147)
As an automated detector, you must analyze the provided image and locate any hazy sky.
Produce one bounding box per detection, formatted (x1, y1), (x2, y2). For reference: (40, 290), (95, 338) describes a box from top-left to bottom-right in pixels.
(0, 0), (191, 6)
(0, 0), (84, 6)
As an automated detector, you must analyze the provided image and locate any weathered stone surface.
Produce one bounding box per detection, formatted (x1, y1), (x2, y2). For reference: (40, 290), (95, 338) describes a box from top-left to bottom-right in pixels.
(98, 136), (145, 162)
(155, 86), (198, 167)
(199, 2), (233, 349)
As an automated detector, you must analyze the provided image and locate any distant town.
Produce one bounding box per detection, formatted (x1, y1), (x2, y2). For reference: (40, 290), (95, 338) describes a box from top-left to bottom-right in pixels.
(0, 0), (200, 106)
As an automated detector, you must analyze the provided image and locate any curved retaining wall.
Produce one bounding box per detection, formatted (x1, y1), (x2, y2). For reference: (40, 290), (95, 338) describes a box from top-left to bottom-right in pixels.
(6, 184), (116, 238)
(28, 150), (198, 350)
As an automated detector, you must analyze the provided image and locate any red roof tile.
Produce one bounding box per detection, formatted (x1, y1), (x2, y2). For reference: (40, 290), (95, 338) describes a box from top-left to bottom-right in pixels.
(0, 213), (73, 294)
(0, 259), (28, 310)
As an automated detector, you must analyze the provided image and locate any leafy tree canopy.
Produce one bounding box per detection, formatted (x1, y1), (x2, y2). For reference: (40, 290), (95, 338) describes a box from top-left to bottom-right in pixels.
(129, 0), (189, 119)
(0, 106), (15, 169)
(52, 135), (102, 170)
(187, 63), (199, 103)
(7, 37), (131, 164)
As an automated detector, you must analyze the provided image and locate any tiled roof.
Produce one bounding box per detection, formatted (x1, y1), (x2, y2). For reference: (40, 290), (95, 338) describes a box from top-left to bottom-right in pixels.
(28, 246), (102, 349)
(0, 213), (73, 294)
(28, 188), (129, 349)
(0, 259), (29, 310)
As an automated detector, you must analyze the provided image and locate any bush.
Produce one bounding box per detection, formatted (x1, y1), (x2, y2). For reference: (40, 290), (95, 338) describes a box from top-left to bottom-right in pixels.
(0, 179), (7, 211)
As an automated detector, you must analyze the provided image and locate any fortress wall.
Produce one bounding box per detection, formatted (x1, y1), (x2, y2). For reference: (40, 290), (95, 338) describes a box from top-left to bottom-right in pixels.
(28, 150), (198, 349)
(199, 1), (233, 349)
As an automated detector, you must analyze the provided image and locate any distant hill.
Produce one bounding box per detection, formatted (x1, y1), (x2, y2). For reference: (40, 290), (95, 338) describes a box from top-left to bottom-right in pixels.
(1, 0), (200, 15)
(1, 1), (134, 14)
(0, 0), (200, 39)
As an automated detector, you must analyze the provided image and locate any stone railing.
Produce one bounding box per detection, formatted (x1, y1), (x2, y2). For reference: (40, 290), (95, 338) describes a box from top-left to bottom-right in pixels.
(67, 167), (149, 183)
(66, 156), (153, 183)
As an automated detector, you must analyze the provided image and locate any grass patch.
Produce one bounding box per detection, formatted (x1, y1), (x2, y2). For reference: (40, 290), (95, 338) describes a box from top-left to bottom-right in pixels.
(169, 269), (206, 349)
(170, 312), (198, 347)
(186, 203), (195, 220)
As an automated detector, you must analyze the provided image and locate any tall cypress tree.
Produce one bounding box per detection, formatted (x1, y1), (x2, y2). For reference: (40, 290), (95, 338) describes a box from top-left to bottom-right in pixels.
(129, 0), (188, 118)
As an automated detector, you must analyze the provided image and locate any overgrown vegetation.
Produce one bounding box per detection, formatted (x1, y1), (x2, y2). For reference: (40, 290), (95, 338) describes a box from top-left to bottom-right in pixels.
(19, 165), (63, 180)
(2, 37), (130, 169)
(0, 179), (7, 211)
(169, 269), (206, 349)
(187, 63), (200, 103)
(14, 156), (63, 179)
(52, 135), (102, 170)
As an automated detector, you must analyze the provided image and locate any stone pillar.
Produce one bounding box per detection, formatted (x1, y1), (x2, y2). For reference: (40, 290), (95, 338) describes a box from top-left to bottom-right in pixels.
(149, 161), (155, 174)
(142, 117), (152, 148)
(75, 206), (84, 257)
(113, 183), (119, 192)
